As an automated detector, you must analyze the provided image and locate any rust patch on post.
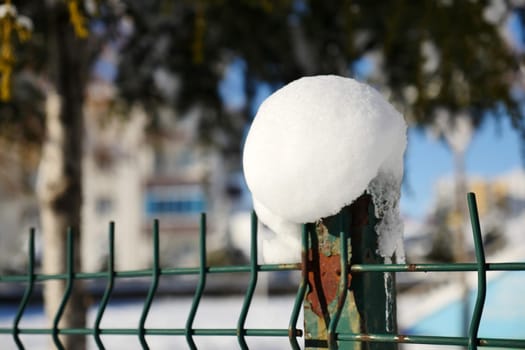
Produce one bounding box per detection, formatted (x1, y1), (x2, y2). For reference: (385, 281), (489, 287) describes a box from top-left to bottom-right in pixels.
(358, 334), (372, 342)
(306, 252), (351, 318)
(303, 193), (397, 349)
(304, 196), (371, 324)
(395, 335), (409, 343)
(305, 216), (353, 322)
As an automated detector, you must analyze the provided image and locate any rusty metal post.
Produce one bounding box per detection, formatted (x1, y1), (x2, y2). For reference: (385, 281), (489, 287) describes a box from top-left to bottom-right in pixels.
(304, 194), (397, 350)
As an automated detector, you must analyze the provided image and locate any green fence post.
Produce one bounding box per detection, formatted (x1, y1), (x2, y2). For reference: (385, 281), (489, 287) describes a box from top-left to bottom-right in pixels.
(304, 194), (397, 350)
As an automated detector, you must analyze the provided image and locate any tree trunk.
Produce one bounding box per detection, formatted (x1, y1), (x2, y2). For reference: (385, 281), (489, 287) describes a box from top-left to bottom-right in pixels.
(453, 149), (470, 341)
(37, 2), (87, 349)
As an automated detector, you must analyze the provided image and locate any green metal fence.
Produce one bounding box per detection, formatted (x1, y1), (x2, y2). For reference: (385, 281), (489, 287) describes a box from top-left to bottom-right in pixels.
(0, 192), (524, 349)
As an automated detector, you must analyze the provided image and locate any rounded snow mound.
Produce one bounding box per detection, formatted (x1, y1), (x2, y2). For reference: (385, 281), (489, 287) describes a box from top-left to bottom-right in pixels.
(243, 75), (406, 225)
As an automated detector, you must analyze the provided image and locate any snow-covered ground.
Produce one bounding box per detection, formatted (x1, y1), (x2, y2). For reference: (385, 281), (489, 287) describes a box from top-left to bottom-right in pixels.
(3, 260), (524, 350)
(398, 267), (525, 350)
(0, 295), (304, 350)
(398, 222), (525, 350)
(2, 238), (524, 350)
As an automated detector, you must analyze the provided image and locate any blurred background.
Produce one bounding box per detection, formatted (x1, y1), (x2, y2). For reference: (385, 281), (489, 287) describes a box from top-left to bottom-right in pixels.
(1, 0), (525, 349)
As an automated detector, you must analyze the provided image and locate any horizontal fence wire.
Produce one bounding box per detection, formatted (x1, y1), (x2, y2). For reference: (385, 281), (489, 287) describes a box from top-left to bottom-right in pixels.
(0, 192), (524, 349)
(0, 212), (305, 349)
(332, 193), (525, 349)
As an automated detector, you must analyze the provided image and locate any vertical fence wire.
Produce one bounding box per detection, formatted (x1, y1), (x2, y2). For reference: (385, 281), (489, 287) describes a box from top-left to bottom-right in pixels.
(288, 224), (309, 350)
(328, 214), (350, 350)
(2, 192), (525, 349)
(93, 222), (116, 350)
(12, 228), (35, 350)
(52, 228), (75, 350)
(138, 220), (160, 349)
(237, 211), (258, 349)
(185, 213), (207, 349)
(467, 193), (487, 350)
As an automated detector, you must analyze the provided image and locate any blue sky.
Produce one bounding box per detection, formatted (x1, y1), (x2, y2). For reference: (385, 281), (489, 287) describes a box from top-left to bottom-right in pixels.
(401, 117), (522, 218)
(220, 59), (524, 220)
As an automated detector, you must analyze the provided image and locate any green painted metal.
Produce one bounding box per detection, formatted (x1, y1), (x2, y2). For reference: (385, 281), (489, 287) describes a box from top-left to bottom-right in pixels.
(12, 228), (35, 350)
(327, 228), (350, 349)
(336, 332), (525, 348)
(237, 211), (259, 349)
(52, 228), (75, 350)
(350, 262), (525, 272)
(185, 213), (207, 349)
(138, 219), (160, 349)
(288, 224), (309, 350)
(303, 199), (359, 350)
(93, 222), (115, 350)
(348, 195), (397, 350)
(0, 260), (522, 284)
(467, 193), (487, 350)
(3, 259), (523, 284)
(0, 193), (524, 349)
(304, 194), (397, 350)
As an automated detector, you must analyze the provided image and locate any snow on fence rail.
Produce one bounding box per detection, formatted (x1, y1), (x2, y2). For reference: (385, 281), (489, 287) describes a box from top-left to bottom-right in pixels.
(0, 193), (525, 349)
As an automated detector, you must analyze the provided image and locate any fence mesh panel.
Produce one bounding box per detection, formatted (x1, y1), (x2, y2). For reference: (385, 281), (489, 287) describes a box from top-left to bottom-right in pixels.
(0, 193), (524, 349)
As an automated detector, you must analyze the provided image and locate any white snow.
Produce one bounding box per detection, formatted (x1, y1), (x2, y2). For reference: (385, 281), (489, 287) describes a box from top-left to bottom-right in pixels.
(16, 15), (33, 31)
(243, 75), (407, 263)
(0, 295), (303, 350)
(0, 4), (17, 19)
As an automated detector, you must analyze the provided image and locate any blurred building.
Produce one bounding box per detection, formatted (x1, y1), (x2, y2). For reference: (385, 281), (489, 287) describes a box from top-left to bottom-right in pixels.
(433, 170), (525, 224)
(404, 169), (525, 265)
(0, 76), (240, 273)
(80, 81), (237, 271)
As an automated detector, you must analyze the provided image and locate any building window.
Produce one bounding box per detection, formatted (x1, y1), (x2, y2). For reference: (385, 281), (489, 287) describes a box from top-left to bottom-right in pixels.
(96, 197), (113, 215)
(145, 185), (206, 217)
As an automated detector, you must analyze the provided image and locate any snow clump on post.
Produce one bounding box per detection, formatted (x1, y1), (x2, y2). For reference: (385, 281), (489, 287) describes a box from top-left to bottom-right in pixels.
(243, 75), (407, 263)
